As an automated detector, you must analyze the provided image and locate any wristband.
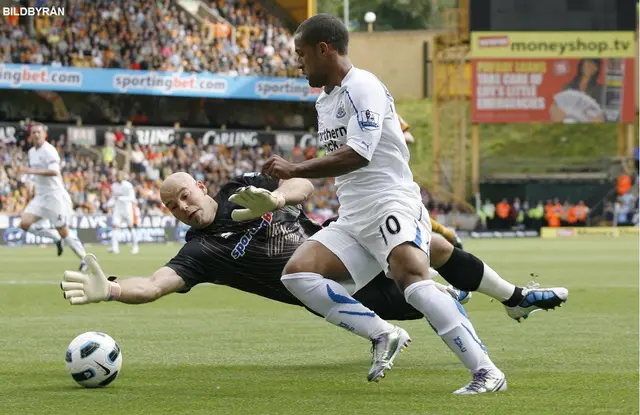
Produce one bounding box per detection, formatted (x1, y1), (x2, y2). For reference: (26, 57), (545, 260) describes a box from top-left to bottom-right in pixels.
(273, 191), (286, 209)
(107, 280), (121, 301)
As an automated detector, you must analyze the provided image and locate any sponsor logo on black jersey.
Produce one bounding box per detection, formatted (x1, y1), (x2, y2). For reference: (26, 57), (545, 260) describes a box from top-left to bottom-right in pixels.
(231, 212), (274, 259)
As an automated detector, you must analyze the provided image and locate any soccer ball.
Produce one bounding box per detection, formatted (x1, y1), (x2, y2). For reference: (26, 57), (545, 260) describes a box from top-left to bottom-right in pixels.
(65, 332), (122, 388)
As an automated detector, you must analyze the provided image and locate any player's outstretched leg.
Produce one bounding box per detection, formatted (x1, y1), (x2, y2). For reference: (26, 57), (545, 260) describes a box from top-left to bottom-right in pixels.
(19, 215), (63, 256)
(390, 244), (506, 395)
(430, 235), (568, 322)
(57, 226), (88, 272)
(281, 241), (411, 383)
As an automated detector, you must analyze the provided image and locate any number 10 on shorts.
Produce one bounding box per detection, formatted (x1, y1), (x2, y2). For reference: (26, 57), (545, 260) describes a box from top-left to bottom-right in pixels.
(379, 215), (401, 246)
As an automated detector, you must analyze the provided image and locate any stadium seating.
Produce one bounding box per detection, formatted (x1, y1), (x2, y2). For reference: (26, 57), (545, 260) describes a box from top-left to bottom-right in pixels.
(0, 128), (339, 218)
(0, 0), (299, 77)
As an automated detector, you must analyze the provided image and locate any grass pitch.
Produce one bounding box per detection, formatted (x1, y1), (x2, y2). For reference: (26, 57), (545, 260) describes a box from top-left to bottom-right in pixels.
(0, 237), (637, 415)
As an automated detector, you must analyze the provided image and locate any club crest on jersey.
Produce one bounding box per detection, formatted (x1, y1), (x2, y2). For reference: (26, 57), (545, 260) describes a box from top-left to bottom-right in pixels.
(359, 110), (380, 131)
(336, 100), (346, 119)
(231, 212), (273, 259)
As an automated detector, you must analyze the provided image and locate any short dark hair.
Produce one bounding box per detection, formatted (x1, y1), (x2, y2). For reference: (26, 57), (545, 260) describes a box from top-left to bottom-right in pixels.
(295, 14), (349, 54)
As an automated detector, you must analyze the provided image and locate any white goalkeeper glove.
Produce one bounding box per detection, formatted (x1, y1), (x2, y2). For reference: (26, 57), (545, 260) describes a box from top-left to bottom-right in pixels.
(61, 254), (121, 305)
(228, 186), (286, 222)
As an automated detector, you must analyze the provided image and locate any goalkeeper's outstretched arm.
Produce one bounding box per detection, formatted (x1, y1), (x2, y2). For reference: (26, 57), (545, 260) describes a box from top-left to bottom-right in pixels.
(61, 254), (185, 305)
(110, 267), (185, 304)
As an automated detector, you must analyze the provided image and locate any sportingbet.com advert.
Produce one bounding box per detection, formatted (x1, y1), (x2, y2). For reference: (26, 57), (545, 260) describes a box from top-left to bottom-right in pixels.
(0, 64), (321, 102)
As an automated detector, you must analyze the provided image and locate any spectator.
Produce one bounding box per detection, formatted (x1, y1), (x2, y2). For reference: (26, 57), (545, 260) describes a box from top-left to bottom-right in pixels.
(495, 198), (511, 229)
(617, 172), (632, 195)
(560, 200), (571, 227)
(575, 200), (589, 227)
(604, 201), (615, 224)
(615, 196), (631, 226)
(526, 201), (545, 231)
(0, 0), (300, 77)
(480, 199), (495, 229)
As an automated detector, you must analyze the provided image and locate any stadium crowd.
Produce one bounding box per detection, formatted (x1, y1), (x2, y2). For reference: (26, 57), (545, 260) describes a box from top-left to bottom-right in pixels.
(0, 125), (472, 224)
(0, 130), (333, 219)
(1, 0), (299, 77)
(478, 188), (639, 230)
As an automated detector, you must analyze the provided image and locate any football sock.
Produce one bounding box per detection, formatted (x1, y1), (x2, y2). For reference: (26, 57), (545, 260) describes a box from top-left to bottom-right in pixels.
(404, 280), (496, 373)
(27, 223), (61, 242)
(435, 248), (523, 305)
(64, 235), (87, 260)
(281, 272), (395, 340)
(131, 227), (139, 249)
(479, 264), (523, 306)
(111, 228), (120, 252)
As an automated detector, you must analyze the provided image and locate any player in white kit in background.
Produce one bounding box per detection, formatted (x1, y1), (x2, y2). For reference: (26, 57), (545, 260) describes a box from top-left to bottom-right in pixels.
(16, 123), (88, 271)
(262, 14), (567, 395)
(108, 171), (140, 255)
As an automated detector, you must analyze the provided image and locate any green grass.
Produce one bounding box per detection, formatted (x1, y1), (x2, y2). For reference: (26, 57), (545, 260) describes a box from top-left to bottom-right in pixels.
(0, 238), (638, 415)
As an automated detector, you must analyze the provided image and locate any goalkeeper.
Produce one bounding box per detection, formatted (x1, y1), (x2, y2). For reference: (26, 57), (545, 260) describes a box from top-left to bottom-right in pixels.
(61, 172), (566, 323)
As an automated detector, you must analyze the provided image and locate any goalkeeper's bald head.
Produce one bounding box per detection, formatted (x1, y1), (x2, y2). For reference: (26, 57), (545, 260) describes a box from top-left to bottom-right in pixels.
(160, 172), (216, 228)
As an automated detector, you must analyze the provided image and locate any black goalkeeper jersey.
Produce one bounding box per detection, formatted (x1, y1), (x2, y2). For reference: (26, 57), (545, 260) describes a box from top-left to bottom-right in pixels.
(165, 173), (320, 305)
(165, 173), (424, 321)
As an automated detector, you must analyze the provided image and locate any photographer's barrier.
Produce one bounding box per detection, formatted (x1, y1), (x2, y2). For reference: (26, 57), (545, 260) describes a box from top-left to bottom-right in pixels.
(540, 226), (639, 238)
(0, 215), (190, 246)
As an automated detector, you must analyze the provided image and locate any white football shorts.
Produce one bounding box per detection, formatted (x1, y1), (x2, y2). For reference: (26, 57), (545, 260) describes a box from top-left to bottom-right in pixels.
(309, 200), (432, 293)
(24, 192), (73, 228)
(112, 204), (137, 228)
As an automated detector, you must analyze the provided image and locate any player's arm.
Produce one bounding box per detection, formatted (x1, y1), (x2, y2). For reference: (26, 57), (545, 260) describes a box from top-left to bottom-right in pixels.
(263, 83), (386, 179)
(61, 255), (185, 305)
(229, 173), (315, 221)
(110, 267), (185, 304)
(269, 146), (368, 179)
(19, 160), (59, 176)
(21, 148), (61, 176)
(274, 178), (314, 206)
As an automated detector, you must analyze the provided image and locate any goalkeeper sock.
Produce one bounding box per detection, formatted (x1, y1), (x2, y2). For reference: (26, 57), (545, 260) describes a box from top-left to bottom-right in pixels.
(404, 280), (496, 373)
(436, 248), (523, 305)
(111, 228), (120, 252)
(64, 235), (87, 260)
(27, 223), (61, 242)
(281, 272), (396, 340)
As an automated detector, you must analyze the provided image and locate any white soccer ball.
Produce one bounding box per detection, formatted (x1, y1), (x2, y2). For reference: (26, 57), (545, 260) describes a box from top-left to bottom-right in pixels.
(65, 332), (122, 388)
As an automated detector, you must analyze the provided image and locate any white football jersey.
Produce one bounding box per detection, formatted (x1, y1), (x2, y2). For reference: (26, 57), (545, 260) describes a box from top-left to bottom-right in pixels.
(315, 67), (421, 218)
(27, 141), (65, 195)
(111, 180), (137, 211)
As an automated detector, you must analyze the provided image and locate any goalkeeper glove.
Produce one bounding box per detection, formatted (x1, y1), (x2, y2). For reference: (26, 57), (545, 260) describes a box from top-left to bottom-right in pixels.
(228, 186), (286, 222)
(61, 254), (121, 304)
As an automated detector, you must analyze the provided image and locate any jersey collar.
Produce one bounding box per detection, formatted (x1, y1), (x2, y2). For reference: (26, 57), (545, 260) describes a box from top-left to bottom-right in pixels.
(325, 66), (356, 96)
(340, 66), (356, 86)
